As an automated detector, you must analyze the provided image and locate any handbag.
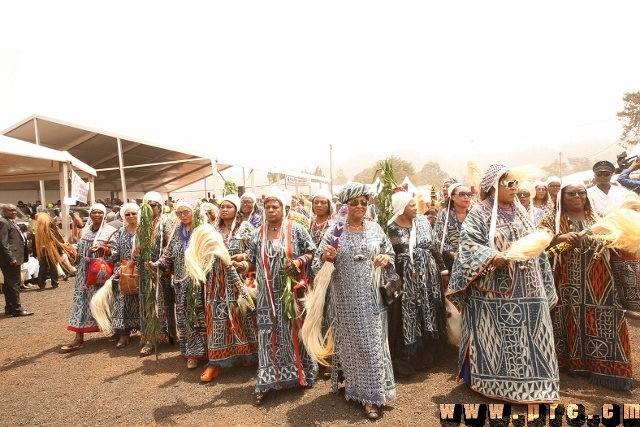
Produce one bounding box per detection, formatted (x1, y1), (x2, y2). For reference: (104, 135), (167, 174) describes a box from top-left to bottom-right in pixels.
(380, 278), (403, 306)
(119, 259), (140, 295)
(85, 249), (114, 288)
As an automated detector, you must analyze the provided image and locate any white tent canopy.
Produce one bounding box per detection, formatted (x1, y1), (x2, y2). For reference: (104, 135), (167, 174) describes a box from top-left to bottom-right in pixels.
(0, 135), (97, 239)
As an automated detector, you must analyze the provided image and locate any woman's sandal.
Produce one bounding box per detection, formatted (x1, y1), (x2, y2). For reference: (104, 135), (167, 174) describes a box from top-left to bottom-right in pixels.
(116, 335), (129, 349)
(200, 366), (219, 382)
(61, 339), (84, 353)
(364, 404), (379, 420)
(187, 358), (198, 369)
(255, 392), (266, 406)
(140, 342), (154, 357)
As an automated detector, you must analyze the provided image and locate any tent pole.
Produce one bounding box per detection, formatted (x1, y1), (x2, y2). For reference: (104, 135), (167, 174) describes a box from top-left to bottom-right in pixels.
(211, 159), (219, 201)
(34, 117), (47, 207)
(60, 162), (70, 241)
(116, 137), (128, 202)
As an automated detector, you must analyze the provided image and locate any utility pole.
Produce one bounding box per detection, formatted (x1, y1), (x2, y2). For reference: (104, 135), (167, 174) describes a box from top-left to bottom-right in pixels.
(329, 144), (333, 193)
(559, 152), (562, 178)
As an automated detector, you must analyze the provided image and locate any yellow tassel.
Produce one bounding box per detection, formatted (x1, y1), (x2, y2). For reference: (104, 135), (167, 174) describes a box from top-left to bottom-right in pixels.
(590, 208), (640, 253)
(445, 299), (461, 347)
(503, 230), (554, 261)
(185, 224), (231, 283)
(300, 261), (335, 366)
(511, 165), (545, 185)
(467, 162), (483, 193)
(90, 279), (115, 336)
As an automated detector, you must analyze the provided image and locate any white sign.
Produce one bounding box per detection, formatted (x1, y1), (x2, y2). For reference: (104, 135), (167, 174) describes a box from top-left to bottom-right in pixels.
(286, 175), (310, 186)
(71, 171), (89, 204)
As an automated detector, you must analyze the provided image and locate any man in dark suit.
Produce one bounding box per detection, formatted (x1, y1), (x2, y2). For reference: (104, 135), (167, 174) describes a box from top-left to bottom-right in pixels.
(0, 204), (34, 316)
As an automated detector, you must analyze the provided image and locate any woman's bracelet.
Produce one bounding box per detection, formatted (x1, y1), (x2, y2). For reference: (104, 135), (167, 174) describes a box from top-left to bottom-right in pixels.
(238, 261), (247, 273)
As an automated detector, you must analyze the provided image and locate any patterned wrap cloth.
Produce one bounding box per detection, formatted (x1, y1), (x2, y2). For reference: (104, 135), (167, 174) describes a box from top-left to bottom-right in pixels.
(446, 201), (560, 403)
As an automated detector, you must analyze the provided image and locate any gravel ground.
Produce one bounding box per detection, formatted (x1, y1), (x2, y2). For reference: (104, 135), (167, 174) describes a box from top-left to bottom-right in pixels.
(0, 278), (638, 427)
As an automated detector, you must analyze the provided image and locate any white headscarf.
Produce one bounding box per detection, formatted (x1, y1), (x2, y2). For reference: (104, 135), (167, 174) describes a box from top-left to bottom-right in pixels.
(241, 192), (257, 204)
(546, 176), (561, 186)
(388, 191), (416, 262)
(265, 188), (286, 208)
(120, 202), (139, 215)
(143, 191), (163, 206)
(312, 189), (334, 215)
(84, 203), (107, 243)
(222, 194), (241, 211)
(555, 180), (587, 234)
(175, 199), (195, 212)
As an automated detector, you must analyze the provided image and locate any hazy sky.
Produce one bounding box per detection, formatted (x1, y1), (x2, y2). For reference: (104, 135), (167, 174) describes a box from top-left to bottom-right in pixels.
(1, 2), (639, 177)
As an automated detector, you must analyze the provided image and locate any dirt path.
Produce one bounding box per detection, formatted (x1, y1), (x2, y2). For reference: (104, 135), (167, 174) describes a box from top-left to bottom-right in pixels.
(0, 279), (638, 426)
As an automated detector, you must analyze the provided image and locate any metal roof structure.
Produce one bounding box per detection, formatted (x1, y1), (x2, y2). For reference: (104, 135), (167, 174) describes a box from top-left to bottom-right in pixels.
(2, 114), (331, 200)
(1, 114), (226, 199)
(0, 135), (98, 239)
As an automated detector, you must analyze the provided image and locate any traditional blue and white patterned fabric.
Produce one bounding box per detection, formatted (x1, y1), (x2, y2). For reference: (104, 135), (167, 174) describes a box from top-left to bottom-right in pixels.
(248, 221), (318, 394)
(388, 216), (441, 351)
(447, 201), (559, 403)
(157, 223), (206, 359)
(68, 224), (118, 332)
(313, 222), (396, 407)
(111, 226), (140, 334)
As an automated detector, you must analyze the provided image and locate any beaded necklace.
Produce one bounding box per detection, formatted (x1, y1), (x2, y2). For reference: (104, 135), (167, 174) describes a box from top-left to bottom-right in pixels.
(346, 220), (367, 261)
(310, 217), (329, 245)
(263, 221), (285, 259)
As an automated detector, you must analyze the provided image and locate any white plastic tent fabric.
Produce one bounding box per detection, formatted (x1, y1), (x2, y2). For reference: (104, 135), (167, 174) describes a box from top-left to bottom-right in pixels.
(0, 135), (97, 240)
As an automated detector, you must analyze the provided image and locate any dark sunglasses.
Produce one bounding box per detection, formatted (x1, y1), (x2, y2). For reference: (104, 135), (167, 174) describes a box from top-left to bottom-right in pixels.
(454, 192), (473, 198)
(516, 192), (531, 198)
(124, 212), (137, 217)
(548, 184), (561, 188)
(347, 199), (368, 207)
(595, 171), (612, 177)
(149, 203), (160, 208)
(499, 180), (519, 188)
(565, 191), (587, 198)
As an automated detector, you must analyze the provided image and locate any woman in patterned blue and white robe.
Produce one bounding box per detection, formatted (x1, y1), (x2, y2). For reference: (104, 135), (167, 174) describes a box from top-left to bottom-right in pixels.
(312, 183), (396, 420)
(244, 191), (317, 404)
(61, 203), (118, 352)
(446, 165), (559, 404)
(110, 203), (141, 348)
(154, 200), (207, 368)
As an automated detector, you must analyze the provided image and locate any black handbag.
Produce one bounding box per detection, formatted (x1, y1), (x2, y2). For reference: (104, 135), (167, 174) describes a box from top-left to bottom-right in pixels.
(380, 278), (402, 306)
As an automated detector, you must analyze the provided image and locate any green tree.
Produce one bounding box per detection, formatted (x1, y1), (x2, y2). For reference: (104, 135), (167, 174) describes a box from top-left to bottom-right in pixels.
(542, 158), (567, 177)
(542, 156), (592, 177)
(617, 91), (640, 150)
(353, 154), (415, 184)
(313, 166), (324, 177)
(415, 161), (449, 186)
(567, 156), (592, 174)
(267, 172), (285, 184)
(334, 169), (348, 185)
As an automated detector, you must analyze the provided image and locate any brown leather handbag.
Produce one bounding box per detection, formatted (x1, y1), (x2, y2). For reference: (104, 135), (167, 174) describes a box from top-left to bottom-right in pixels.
(119, 259), (140, 295)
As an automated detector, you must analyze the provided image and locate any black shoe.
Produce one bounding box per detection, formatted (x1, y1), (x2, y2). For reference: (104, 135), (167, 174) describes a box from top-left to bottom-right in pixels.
(37, 286), (46, 292)
(11, 310), (34, 317)
(51, 283), (59, 289)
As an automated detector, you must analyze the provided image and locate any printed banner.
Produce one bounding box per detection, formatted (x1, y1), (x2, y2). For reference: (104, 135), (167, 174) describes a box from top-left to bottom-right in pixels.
(71, 171), (89, 204)
(286, 175), (310, 186)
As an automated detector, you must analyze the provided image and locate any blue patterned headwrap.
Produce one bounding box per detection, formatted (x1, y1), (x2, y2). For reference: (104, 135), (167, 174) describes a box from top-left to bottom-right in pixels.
(481, 164), (509, 193)
(337, 182), (371, 204)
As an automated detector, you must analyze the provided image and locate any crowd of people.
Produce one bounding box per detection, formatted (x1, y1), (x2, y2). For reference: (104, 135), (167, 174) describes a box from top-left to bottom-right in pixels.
(0, 158), (638, 420)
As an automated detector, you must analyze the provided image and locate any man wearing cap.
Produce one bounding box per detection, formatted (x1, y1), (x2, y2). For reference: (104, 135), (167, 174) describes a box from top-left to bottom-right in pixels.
(587, 160), (630, 215)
